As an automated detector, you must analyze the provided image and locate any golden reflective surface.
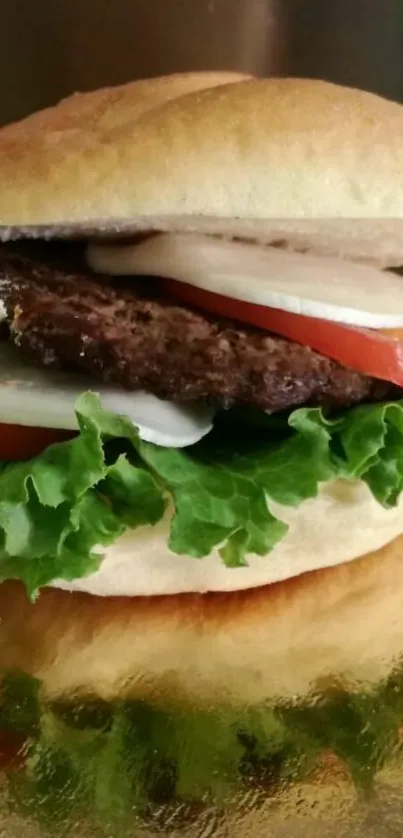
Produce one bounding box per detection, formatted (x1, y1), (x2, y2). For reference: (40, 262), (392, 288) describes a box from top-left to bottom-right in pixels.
(2, 687), (403, 837)
(0, 576), (403, 837)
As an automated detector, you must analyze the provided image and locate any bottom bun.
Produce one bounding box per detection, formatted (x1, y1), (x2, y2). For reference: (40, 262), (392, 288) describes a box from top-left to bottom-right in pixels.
(52, 479), (403, 597)
(1, 533), (403, 705)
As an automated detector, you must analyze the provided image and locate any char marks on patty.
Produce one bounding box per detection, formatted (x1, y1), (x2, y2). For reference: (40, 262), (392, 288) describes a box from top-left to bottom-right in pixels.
(0, 246), (398, 413)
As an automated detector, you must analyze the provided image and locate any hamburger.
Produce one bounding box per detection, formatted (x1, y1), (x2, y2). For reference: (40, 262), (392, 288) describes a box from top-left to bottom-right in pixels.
(1, 72), (403, 836)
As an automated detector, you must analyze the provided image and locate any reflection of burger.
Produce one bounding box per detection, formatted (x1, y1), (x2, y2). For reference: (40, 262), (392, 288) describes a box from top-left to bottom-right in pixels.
(1, 73), (403, 835)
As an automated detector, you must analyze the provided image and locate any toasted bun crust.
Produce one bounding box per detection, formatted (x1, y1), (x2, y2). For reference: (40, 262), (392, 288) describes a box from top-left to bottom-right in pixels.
(1, 534), (403, 707)
(1, 76), (403, 263)
(0, 71), (251, 137)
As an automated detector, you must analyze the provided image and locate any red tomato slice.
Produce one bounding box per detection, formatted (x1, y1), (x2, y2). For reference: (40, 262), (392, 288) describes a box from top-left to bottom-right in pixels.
(164, 278), (403, 386)
(0, 424), (74, 462)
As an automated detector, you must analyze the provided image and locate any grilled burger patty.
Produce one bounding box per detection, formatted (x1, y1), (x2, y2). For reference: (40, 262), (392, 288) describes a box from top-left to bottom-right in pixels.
(0, 248), (398, 413)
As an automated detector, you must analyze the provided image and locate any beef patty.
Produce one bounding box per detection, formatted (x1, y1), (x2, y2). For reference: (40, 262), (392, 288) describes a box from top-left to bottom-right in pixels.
(0, 248), (398, 413)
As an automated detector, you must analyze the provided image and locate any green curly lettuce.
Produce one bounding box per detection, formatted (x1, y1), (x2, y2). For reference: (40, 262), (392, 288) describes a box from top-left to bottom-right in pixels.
(0, 393), (402, 596)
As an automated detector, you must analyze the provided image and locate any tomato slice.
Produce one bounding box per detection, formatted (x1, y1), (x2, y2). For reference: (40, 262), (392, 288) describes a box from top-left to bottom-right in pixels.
(0, 424), (74, 462)
(164, 278), (403, 386)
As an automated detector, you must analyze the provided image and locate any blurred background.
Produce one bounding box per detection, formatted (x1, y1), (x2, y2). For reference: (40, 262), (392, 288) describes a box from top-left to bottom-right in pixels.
(1, 0), (403, 125)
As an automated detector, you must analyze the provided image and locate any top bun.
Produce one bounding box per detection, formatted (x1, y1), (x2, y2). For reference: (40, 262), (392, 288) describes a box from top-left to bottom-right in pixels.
(2, 76), (403, 263)
(0, 70), (250, 138)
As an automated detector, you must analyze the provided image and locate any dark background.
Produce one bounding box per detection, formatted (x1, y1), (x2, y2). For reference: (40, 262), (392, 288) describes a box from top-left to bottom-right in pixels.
(1, 0), (403, 125)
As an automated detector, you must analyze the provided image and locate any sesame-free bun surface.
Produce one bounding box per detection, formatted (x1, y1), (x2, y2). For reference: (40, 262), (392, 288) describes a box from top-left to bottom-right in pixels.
(2, 76), (403, 263)
(0, 71), (251, 137)
(1, 533), (403, 707)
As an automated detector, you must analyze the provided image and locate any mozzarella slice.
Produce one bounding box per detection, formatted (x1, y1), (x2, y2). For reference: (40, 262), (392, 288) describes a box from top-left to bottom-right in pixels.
(0, 342), (213, 447)
(87, 233), (403, 329)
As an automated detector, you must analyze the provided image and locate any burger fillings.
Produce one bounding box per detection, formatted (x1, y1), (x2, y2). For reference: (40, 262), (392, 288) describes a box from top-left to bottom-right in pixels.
(0, 77), (403, 598)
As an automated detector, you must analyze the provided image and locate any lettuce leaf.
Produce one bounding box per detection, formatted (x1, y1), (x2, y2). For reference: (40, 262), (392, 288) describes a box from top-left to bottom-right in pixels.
(1, 393), (403, 595)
